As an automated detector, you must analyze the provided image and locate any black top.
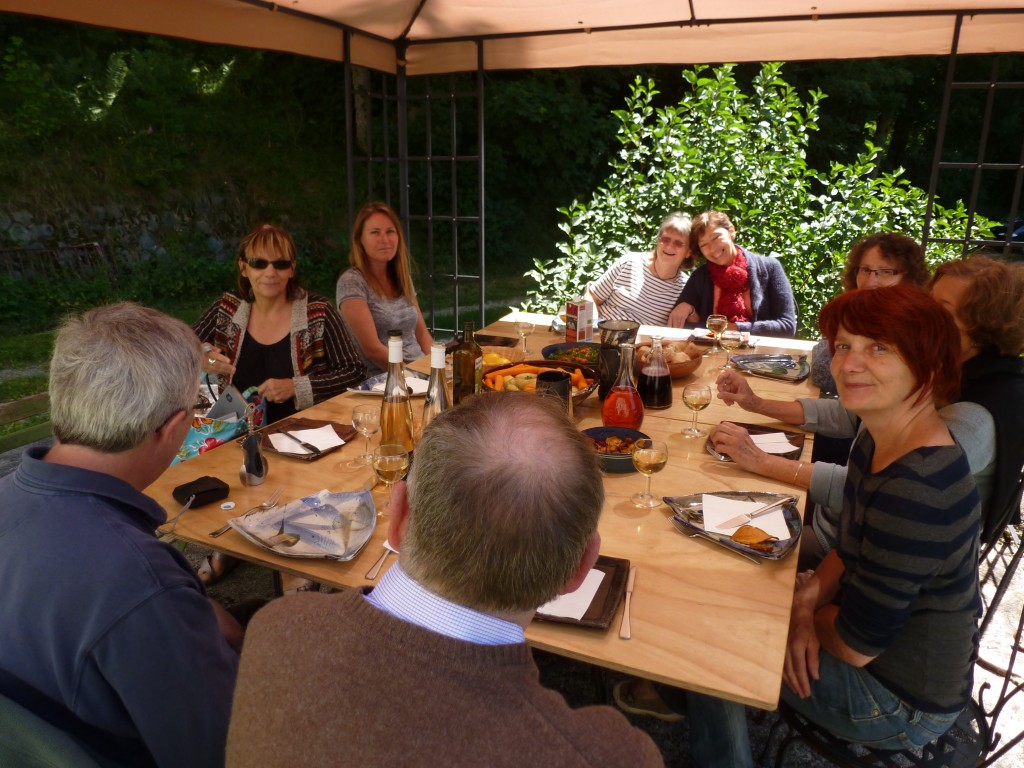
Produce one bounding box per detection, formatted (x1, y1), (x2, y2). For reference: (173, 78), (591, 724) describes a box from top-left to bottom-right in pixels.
(234, 333), (297, 424)
(961, 349), (1024, 543)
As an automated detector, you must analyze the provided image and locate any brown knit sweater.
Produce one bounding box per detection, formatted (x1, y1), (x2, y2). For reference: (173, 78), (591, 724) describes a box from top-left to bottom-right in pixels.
(227, 589), (663, 767)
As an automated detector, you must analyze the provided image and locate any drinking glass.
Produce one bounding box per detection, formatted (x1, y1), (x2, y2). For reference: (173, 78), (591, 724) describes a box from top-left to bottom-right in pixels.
(718, 330), (741, 370)
(347, 404), (380, 468)
(682, 383), (712, 437)
(372, 444), (410, 514)
(514, 320), (535, 355)
(705, 314), (728, 357)
(631, 439), (668, 508)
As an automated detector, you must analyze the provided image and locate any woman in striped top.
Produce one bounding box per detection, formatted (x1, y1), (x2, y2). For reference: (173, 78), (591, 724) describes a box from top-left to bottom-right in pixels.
(783, 284), (981, 748)
(584, 211), (691, 326)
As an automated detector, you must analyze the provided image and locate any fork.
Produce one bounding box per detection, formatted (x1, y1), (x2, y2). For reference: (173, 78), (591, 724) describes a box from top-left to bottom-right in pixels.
(209, 488), (284, 537)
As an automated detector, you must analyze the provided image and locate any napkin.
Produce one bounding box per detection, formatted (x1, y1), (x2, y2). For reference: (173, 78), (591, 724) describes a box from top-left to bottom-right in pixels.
(701, 493), (791, 540)
(750, 432), (797, 454)
(268, 424), (346, 455)
(371, 377), (430, 395)
(637, 325), (692, 342)
(537, 568), (606, 620)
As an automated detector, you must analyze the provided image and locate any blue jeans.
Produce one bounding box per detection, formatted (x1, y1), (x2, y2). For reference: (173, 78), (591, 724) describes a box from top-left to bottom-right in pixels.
(656, 685), (753, 768)
(780, 651), (960, 750)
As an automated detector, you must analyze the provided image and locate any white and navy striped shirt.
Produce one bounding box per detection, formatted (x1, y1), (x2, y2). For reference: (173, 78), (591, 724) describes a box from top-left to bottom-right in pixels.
(589, 252), (688, 326)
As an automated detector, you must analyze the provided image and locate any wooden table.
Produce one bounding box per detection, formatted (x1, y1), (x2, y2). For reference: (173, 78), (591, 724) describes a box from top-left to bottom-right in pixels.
(147, 314), (817, 710)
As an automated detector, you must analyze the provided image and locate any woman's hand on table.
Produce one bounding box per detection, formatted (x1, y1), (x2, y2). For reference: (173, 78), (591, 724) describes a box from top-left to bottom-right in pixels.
(258, 377), (296, 404)
(202, 345), (236, 377)
(715, 369), (760, 411)
(708, 422), (768, 473)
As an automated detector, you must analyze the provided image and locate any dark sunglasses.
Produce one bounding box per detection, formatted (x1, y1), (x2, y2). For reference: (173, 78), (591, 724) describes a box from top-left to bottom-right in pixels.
(245, 258), (294, 270)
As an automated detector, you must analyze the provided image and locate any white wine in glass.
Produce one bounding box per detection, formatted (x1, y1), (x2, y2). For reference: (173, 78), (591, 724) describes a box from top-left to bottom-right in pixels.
(682, 383), (712, 437)
(514, 320), (535, 355)
(347, 404), (380, 468)
(718, 331), (741, 370)
(372, 444), (410, 515)
(705, 314), (728, 357)
(631, 439), (668, 508)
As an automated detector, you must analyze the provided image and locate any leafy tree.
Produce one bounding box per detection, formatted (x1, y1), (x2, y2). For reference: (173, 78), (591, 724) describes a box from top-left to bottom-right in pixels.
(524, 63), (983, 337)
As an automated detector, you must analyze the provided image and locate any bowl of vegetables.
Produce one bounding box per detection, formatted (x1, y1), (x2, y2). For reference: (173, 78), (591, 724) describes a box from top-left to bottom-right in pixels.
(541, 342), (601, 366)
(481, 360), (598, 406)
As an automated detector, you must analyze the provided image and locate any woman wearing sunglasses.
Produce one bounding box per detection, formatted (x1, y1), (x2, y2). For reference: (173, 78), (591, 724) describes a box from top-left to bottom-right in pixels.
(193, 223), (365, 586)
(195, 222), (365, 427)
(337, 202), (433, 376)
(583, 211), (692, 326)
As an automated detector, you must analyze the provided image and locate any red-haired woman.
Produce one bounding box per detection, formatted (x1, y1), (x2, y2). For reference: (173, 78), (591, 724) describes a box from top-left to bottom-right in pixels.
(667, 210), (797, 337)
(780, 284), (981, 747)
(336, 202), (433, 375)
(619, 285), (981, 760)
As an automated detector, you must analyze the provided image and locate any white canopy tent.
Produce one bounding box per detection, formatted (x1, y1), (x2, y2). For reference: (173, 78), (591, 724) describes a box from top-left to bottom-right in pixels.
(1, 0), (1022, 74)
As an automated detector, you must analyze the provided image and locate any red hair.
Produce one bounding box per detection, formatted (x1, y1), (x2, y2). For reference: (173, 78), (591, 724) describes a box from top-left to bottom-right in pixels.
(818, 285), (961, 406)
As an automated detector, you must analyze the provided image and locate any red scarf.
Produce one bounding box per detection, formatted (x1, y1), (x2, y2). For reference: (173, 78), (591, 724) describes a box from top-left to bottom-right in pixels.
(708, 247), (750, 322)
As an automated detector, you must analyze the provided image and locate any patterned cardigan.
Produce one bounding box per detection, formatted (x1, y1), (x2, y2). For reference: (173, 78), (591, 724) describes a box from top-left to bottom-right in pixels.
(193, 291), (366, 410)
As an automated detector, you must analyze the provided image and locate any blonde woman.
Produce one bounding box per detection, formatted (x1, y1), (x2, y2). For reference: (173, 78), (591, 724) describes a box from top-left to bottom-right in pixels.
(337, 202), (433, 374)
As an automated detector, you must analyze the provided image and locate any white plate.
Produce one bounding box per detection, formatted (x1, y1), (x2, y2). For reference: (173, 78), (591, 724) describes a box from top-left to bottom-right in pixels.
(350, 370), (430, 397)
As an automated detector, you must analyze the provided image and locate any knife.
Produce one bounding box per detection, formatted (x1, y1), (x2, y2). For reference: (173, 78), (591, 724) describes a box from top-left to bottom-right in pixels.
(618, 565), (637, 640)
(280, 431), (322, 456)
(718, 496), (794, 529)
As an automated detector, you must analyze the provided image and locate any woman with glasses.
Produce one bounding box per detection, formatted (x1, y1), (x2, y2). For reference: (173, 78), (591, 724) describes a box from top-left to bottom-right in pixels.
(810, 233), (930, 392)
(667, 210), (797, 337)
(583, 211), (692, 326)
(337, 202), (433, 376)
(192, 223), (365, 585)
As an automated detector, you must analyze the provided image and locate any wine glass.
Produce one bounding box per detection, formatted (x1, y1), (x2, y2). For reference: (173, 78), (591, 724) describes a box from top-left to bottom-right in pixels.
(718, 331), (741, 370)
(514, 320), (535, 355)
(705, 314), (728, 357)
(372, 443), (410, 515)
(681, 382), (712, 437)
(347, 404), (380, 468)
(631, 439), (668, 508)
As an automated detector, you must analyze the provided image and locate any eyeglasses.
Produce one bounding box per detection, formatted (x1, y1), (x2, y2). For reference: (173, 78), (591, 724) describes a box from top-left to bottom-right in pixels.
(857, 267), (901, 278)
(193, 394), (213, 415)
(245, 258), (294, 270)
(658, 235), (688, 250)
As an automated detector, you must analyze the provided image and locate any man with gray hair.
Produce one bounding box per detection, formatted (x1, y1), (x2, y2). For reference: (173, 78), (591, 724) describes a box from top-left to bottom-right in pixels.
(0, 303), (239, 767)
(227, 393), (662, 767)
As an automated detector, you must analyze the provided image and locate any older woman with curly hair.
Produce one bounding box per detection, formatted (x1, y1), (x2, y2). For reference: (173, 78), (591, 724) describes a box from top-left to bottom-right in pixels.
(811, 233), (930, 392)
(337, 201), (433, 375)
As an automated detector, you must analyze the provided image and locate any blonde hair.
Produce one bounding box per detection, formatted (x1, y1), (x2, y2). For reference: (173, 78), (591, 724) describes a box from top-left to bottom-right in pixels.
(347, 201), (417, 302)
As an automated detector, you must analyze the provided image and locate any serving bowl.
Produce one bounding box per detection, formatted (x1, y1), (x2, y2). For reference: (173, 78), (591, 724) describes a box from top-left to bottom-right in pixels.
(581, 426), (651, 473)
(481, 359), (598, 406)
(540, 342), (601, 366)
(634, 337), (703, 379)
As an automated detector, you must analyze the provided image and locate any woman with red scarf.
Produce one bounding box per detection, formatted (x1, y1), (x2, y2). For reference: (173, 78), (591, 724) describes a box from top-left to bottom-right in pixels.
(667, 210), (797, 337)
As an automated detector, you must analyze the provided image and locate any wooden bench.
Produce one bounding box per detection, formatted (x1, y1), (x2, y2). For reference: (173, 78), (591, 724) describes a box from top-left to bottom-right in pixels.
(0, 393), (51, 453)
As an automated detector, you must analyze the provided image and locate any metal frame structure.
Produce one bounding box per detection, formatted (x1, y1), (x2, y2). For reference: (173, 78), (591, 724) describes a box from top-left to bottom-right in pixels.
(343, 36), (486, 338)
(924, 14), (1024, 256)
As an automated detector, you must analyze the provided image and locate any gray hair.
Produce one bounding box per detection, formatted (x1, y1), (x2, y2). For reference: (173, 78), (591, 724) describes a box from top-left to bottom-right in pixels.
(657, 211), (692, 243)
(402, 393), (604, 613)
(49, 302), (202, 452)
